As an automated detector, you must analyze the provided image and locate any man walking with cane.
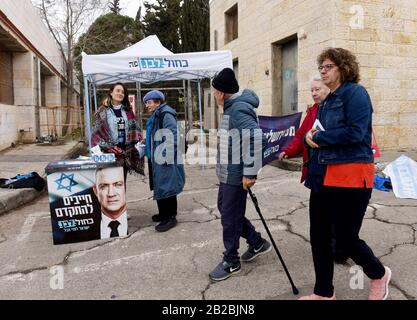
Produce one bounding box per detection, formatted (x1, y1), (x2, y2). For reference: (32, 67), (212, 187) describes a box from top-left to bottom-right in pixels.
(209, 68), (271, 282)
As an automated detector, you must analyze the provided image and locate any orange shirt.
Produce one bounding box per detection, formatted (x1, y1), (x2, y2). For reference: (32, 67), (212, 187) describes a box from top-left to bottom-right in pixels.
(324, 163), (375, 188)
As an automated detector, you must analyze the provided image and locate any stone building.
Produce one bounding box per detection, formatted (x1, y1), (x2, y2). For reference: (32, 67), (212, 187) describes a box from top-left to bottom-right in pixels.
(0, 0), (81, 151)
(210, 0), (417, 150)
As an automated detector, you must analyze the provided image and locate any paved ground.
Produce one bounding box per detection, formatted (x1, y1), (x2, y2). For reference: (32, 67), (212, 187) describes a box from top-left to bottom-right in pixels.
(0, 141), (86, 215)
(0, 143), (416, 300)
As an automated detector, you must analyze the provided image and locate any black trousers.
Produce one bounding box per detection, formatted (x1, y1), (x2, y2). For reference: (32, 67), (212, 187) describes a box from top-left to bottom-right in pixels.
(218, 183), (262, 264)
(156, 195), (177, 221)
(309, 186), (385, 297)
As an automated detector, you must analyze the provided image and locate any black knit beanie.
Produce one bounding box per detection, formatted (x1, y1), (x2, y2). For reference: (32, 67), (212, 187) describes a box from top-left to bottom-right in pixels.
(212, 68), (239, 94)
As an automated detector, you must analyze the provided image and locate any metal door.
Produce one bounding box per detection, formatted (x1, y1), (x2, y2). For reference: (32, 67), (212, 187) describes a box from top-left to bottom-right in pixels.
(282, 40), (298, 115)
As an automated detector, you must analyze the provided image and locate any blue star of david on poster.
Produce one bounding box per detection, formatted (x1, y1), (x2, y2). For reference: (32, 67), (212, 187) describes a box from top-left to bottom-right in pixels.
(55, 173), (78, 192)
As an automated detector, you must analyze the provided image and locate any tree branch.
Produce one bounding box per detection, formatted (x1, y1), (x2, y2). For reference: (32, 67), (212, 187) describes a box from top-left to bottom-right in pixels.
(38, 0), (68, 66)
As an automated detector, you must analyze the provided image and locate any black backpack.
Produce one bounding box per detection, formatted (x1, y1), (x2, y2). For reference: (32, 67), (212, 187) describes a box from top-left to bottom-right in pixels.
(0, 172), (46, 191)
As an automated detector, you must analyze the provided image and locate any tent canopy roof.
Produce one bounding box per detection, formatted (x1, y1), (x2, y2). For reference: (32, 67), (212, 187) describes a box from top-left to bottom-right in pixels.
(81, 35), (232, 85)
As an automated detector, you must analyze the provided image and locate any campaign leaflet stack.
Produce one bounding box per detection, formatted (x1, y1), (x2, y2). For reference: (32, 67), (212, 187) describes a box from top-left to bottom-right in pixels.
(45, 159), (125, 245)
(259, 112), (302, 166)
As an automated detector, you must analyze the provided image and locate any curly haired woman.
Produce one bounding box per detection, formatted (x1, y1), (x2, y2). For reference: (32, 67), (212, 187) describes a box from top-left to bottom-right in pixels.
(299, 48), (391, 300)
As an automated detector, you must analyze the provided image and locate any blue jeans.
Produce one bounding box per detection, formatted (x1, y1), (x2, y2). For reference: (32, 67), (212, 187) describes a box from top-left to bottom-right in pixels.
(217, 183), (262, 264)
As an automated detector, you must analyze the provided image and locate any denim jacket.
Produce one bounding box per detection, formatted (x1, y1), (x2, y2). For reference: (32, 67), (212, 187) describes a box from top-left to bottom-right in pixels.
(313, 82), (374, 164)
(105, 107), (129, 146)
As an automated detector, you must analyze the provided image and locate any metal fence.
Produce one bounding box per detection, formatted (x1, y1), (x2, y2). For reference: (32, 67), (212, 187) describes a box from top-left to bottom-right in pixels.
(38, 105), (83, 139)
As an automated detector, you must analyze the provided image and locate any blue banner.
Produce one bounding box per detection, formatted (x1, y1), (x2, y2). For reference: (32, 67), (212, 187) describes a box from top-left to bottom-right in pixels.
(259, 113), (302, 166)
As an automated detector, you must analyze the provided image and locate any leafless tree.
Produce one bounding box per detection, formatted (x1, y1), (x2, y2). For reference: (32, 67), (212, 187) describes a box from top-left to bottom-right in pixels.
(32, 0), (107, 135)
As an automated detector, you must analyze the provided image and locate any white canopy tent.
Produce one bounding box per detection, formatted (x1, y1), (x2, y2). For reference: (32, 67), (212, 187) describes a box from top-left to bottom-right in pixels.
(81, 35), (233, 151)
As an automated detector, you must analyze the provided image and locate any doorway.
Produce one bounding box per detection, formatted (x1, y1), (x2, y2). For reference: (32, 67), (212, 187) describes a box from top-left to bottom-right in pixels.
(272, 37), (298, 116)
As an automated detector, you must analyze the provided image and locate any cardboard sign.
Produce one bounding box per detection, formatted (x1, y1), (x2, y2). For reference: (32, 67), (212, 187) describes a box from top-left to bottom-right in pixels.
(45, 159), (128, 245)
(128, 94), (136, 115)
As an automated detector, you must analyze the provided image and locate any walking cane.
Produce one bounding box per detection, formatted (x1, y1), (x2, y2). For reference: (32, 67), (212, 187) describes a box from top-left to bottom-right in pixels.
(248, 187), (299, 295)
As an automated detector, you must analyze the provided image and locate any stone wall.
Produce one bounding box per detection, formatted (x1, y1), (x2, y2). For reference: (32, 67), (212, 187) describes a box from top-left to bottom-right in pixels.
(333, 1), (417, 149)
(0, 103), (18, 150)
(0, 1), (80, 150)
(0, 0), (63, 74)
(210, 0), (335, 115)
(210, 0), (417, 150)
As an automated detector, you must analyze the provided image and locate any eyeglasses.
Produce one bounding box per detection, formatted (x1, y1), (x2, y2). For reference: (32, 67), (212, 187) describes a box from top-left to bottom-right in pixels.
(318, 64), (336, 72)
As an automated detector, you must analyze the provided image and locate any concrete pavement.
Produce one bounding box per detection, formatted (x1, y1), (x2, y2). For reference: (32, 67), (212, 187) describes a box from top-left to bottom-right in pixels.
(0, 146), (416, 300)
(0, 141), (87, 215)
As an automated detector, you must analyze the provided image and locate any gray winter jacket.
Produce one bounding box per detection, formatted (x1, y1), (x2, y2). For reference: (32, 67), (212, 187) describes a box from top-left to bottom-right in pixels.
(216, 89), (263, 186)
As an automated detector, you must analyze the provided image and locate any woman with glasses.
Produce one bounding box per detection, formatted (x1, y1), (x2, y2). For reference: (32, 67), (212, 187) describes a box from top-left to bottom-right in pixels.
(299, 48), (391, 300)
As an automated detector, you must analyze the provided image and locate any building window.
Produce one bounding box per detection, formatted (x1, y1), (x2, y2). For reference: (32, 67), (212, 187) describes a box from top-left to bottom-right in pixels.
(0, 44), (14, 105)
(225, 4), (238, 44)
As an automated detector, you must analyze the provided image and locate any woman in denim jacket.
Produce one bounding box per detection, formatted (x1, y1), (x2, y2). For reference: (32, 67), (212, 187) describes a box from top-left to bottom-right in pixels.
(299, 48), (391, 300)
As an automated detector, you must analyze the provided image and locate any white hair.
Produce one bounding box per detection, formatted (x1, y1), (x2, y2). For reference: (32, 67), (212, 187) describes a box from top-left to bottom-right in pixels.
(311, 74), (323, 82)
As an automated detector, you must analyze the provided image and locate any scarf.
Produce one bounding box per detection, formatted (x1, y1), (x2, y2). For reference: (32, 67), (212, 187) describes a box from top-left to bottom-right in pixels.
(145, 113), (155, 159)
(91, 105), (145, 175)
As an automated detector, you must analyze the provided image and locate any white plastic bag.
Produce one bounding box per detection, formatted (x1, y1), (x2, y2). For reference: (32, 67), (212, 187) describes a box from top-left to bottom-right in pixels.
(135, 142), (146, 158)
(383, 155), (417, 199)
(90, 145), (103, 155)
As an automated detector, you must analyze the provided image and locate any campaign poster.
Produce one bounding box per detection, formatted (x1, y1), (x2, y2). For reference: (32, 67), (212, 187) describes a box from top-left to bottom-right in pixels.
(128, 94), (136, 115)
(259, 112), (302, 166)
(45, 159), (128, 245)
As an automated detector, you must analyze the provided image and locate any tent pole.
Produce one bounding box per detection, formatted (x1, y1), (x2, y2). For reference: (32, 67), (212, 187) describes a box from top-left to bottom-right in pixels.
(93, 82), (98, 113)
(187, 80), (193, 132)
(183, 80), (187, 131)
(197, 80), (205, 165)
(83, 75), (92, 151)
(137, 82), (143, 133)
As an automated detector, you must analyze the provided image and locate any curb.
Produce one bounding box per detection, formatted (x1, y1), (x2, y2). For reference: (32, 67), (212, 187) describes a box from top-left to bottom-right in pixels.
(0, 188), (46, 216)
(0, 141), (87, 216)
(62, 141), (88, 161)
